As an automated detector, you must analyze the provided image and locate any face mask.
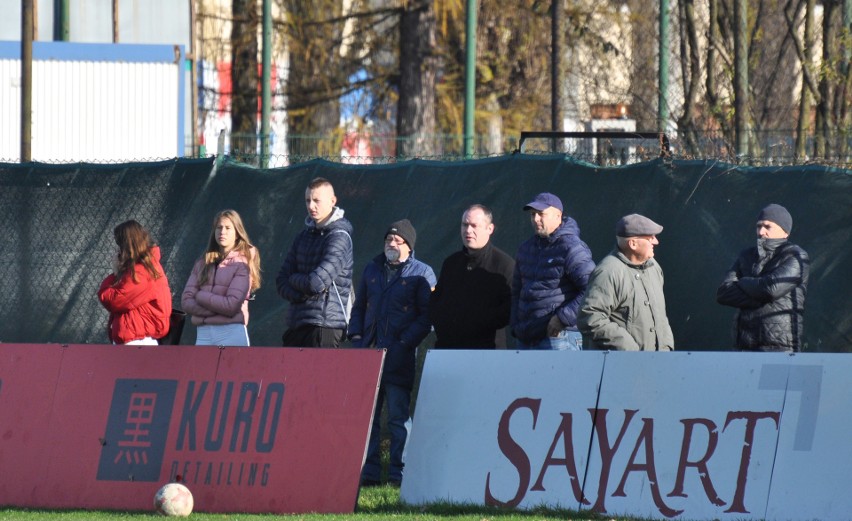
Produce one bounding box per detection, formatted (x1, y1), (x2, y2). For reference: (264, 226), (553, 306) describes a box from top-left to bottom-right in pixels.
(385, 247), (400, 263)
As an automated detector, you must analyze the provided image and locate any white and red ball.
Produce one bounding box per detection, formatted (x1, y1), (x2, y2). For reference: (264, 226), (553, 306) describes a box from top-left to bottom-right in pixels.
(153, 482), (194, 517)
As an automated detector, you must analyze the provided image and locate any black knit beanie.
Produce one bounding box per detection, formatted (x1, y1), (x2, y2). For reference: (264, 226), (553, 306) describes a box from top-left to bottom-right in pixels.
(757, 204), (793, 233)
(386, 219), (417, 249)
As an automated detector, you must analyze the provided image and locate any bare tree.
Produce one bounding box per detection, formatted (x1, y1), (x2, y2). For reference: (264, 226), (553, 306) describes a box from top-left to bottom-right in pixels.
(677, 0), (703, 154)
(790, 0), (816, 158)
(283, 0), (350, 156)
(816, 0), (839, 157)
(231, 0), (259, 154)
(397, 0), (437, 157)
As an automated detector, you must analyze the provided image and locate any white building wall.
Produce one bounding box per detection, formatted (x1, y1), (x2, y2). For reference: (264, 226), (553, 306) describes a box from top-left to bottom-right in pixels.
(1, 42), (183, 162)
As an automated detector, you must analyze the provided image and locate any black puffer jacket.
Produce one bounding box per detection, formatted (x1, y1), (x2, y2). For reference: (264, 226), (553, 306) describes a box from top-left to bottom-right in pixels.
(716, 239), (809, 352)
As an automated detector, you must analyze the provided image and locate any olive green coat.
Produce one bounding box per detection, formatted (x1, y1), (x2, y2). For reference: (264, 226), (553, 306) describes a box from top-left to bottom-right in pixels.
(578, 249), (674, 351)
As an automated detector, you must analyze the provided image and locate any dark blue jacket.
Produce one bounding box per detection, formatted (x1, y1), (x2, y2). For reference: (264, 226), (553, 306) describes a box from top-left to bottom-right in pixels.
(276, 208), (354, 330)
(349, 253), (436, 389)
(511, 216), (595, 345)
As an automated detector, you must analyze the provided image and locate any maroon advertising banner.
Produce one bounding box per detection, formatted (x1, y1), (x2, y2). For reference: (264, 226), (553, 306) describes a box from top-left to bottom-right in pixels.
(0, 344), (384, 514)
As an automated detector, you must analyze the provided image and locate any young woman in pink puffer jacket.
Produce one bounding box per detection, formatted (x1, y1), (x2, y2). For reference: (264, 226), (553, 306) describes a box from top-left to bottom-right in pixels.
(181, 209), (261, 346)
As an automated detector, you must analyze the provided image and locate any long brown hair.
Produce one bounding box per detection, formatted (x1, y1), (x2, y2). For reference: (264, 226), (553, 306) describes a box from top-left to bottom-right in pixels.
(197, 209), (261, 292)
(113, 220), (162, 284)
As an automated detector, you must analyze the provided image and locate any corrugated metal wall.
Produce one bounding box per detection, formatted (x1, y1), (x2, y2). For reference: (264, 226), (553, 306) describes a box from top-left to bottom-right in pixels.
(1, 41), (184, 162)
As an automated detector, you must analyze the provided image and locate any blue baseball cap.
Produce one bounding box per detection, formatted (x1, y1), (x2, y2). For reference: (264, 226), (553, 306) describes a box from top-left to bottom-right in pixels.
(523, 192), (563, 212)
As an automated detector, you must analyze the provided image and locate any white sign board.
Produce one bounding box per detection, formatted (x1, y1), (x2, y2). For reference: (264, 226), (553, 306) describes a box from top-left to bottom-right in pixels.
(403, 351), (852, 521)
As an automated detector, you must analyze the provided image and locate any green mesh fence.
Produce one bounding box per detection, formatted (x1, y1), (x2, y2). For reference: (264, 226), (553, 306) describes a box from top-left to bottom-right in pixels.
(1, 155), (850, 351)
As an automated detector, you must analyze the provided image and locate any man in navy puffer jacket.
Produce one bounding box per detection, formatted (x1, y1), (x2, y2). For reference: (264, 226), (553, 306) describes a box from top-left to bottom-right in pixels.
(349, 219), (436, 487)
(512, 192), (595, 350)
(277, 177), (354, 347)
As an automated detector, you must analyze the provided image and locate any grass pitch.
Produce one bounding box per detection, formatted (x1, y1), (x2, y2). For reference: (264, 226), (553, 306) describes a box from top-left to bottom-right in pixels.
(0, 483), (629, 520)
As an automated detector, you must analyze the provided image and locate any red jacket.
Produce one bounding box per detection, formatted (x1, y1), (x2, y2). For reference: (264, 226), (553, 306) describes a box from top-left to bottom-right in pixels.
(98, 246), (173, 343)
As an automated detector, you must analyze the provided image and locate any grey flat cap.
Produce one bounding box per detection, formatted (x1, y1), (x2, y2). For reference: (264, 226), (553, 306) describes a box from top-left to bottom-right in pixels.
(616, 214), (664, 237)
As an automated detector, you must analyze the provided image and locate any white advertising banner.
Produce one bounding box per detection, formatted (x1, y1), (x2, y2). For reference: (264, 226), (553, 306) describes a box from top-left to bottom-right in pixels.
(402, 350), (605, 510)
(402, 351), (852, 521)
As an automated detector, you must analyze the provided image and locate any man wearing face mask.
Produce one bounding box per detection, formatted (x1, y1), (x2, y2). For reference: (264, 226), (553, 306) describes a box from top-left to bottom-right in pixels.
(717, 204), (810, 352)
(348, 218), (436, 487)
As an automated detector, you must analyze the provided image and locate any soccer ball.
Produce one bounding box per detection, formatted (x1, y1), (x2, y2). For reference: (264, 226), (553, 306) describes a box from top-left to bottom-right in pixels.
(153, 482), (194, 516)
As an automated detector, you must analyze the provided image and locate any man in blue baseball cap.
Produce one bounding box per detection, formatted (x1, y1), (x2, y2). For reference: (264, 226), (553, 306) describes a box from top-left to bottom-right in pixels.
(511, 192), (595, 350)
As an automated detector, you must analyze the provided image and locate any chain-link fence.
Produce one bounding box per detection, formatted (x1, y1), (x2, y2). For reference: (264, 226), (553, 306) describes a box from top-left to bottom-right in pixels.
(0, 158), (214, 344)
(187, 129), (852, 169)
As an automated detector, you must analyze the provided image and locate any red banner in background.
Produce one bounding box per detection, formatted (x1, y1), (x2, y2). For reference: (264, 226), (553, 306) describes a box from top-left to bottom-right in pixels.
(0, 344), (384, 514)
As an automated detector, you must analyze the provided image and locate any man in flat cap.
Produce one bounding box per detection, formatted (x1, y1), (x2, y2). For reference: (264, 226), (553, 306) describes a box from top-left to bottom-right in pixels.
(716, 204), (809, 352)
(349, 218), (436, 487)
(578, 214), (674, 351)
(512, 192), (595, 350)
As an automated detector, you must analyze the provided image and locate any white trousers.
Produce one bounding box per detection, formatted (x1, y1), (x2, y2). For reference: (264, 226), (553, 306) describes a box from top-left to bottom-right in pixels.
(195, 323), (250, 347)
(125, 336), (158, 345)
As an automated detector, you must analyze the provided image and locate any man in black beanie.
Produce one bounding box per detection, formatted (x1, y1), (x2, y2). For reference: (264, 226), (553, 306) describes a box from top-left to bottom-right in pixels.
(348, 218), (436, 487)
(717, 204), (810, 352)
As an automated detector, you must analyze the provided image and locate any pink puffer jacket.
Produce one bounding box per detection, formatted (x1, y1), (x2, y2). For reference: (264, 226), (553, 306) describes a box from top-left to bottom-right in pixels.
(181, 248), (254, 326)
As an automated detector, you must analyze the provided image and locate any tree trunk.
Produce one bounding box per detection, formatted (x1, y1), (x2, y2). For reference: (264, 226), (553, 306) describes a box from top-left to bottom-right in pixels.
(839, 0), (852, 157)
(231, 0), (259, 156)
(397, 0), (437, 158)
(816, 0), (838, 157)
(705, 0), (730, 144)
(677, 0), (702, 155)
(733, 0), (750, 158)
(484, 93), (502, 155)
(796, 0), (815, 159)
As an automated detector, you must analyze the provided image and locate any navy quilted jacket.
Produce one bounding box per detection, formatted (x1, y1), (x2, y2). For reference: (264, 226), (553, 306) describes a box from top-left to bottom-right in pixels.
(349, 253), (436, 389)
(276, 208), (354, 330)
(511, 216), (595, 345)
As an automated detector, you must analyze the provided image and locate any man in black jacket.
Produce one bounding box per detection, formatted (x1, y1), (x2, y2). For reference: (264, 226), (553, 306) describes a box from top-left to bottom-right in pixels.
(430, 204), (515, 348)
(717, 204), (809, 352)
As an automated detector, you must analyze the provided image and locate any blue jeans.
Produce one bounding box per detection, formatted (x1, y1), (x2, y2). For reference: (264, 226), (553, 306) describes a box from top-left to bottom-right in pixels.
(362, 382), (411, 483)
(520, 329), (583, 351)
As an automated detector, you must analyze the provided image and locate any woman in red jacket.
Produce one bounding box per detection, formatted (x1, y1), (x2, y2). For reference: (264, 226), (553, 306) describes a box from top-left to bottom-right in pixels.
(98, 220), (172, 345)
(181, 209), (261, 346)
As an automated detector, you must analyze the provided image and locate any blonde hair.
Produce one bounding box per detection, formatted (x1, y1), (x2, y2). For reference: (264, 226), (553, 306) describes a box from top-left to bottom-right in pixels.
(197, 210), (261, 292)
(113, 220), (162, 284)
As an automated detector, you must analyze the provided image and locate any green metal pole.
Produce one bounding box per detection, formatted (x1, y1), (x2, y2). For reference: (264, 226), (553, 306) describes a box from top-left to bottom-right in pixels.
(261, 0), (272, 168)
(54, 0), (69, 41)
(658, 0), (669, 133)
(463, 0), (477, 158)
